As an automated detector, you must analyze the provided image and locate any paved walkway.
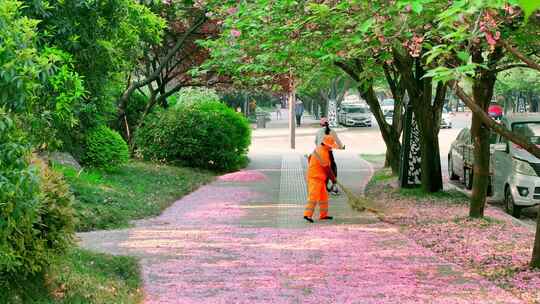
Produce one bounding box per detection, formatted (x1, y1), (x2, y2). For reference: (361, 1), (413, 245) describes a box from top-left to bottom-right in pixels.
(79, 150), (521, 303)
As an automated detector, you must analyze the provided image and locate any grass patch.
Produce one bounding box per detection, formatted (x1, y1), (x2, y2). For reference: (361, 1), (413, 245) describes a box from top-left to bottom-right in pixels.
(54, 160), (214, 231)
(360, 153), (386, 165)
(399, 188), (468, 203)
(366, 167), (396, 191)
(3, 248), (141, 304)
(372, 167), (395, 183)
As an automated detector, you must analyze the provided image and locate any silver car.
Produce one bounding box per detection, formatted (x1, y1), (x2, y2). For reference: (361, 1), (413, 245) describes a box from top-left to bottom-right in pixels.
(448, 128), (496, 190)
(441, 108), (453, 129)
(491, 113), (540, 218)
(338, 105), (372, 127)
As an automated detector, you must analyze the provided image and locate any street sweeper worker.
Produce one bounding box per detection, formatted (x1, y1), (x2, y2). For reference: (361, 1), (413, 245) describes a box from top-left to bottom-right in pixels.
(304, 135), (339, 223)
(315, 117), (344, 195)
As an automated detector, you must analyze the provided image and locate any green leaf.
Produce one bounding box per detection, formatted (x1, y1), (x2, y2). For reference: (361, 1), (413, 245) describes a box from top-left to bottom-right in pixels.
(457, 51), (469, 63)
(517, 0), (540, 21)
(358, 18), (374, 33)
(411, 2), (423, 14)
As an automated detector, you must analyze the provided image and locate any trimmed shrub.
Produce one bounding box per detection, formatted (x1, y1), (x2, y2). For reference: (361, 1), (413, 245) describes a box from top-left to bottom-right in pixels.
(0, 113), (42, 278)
(84, 125), (129, 171)
(35, 159), (76, 255)
(0, 111), (75, 301)
(135, 101), (251, 171)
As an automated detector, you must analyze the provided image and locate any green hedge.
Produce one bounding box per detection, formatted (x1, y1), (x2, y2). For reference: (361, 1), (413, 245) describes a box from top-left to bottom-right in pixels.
(84, 125), (129, 171)
(0, 111), (75, 300)
(135, 101), (251, 171)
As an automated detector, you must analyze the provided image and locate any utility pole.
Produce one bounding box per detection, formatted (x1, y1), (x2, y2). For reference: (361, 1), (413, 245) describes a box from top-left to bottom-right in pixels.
(289, 77), (296, 150)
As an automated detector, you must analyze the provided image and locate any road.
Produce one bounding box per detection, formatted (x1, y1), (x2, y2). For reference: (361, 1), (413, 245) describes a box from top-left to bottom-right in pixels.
(253, 110), (538, 228)
(251, 110), (471, 177)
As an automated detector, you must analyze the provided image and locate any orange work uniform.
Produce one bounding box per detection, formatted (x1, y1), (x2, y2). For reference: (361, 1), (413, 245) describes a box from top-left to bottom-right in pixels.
(304, 138), (336, 219)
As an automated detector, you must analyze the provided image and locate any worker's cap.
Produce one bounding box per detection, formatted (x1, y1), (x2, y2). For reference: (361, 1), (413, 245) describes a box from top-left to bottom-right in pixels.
(322, 135), (339, 149)
(320, 117), (328, 126)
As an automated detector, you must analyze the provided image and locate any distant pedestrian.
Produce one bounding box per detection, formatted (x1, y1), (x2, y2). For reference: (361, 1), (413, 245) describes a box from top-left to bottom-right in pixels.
(249, 100), (257, 114)
(295, 100), (304, 127)
(275, 103), (282, 120)
(304, 135), (339, 223)
(315, 117), (345, 195)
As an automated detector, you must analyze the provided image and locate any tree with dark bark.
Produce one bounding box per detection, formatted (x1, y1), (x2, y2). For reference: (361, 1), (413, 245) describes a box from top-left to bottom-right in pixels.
(298, 70), (355, 122)
(428, 1), (540, 265)
(335, 60), (403, 175)
(393, 49), (447, 192)
(118, 3), (229, 145)
(426, 4), (540, 216)
(204, 1), (407, 174)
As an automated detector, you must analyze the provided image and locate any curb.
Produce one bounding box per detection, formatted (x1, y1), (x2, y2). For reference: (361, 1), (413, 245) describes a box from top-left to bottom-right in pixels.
(358, 156), (376, 196)
(445, 181), (536, 231)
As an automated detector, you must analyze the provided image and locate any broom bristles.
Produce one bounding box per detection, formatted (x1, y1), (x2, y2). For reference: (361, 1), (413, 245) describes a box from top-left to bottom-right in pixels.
(335, 180), (378, 214)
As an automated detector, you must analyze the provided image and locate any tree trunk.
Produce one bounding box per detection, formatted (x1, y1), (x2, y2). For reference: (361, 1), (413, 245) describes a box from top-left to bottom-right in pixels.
(335, 60), (402, 175)
(469, 84), (494, 217)
(469, 47), (501, 218)
(532, 211), (540, 267)
(359, 84), (401, 174)
(392, 52), (445, 192)
(382, 63), (406, 169)
(470, 115), (490, 218)
(320, 100), (328, 118)
(417, 115), (443, 192)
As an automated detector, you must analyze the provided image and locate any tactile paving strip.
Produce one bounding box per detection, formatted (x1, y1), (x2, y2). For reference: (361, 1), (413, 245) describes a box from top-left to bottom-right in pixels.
(277, 154), (308, 227)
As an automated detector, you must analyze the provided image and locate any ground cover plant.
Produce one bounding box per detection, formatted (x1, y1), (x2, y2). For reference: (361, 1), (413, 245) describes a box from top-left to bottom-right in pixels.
(1, 248), (142, 304)
(54, 161), (214, 231)
(366, 170), (540, 303)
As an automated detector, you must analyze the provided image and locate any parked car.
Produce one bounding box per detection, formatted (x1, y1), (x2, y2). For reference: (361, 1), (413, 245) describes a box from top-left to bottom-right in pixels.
(338, 104), (372, 127)
(448, 128), (496, 190)
(441, 108), (453, 129)
(380, 99), (394, 115)
(384, 110), (394, 125)
(491, 113), (540, 218)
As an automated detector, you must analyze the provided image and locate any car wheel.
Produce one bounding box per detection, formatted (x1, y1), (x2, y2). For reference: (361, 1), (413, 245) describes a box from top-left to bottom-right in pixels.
(464, 168), (473, 190)
(487, 176), (493, 196)
(448, 156), (459, 180)
(505, 186), (522, 218)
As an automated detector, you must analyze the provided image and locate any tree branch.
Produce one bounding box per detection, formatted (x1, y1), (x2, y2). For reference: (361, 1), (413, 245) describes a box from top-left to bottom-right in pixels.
(450, 80), (540, 159)
(433, 81), (447, 127)
(383, 63), (398, 99)
(500, 39), (540, 72)
(334, 61), (359, 82)
(118, 14), (207, 116)
(489, 63), (534, 74)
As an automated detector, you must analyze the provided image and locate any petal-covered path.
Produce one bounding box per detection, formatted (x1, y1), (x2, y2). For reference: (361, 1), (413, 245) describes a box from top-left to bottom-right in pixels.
(79, 152), (521, 303)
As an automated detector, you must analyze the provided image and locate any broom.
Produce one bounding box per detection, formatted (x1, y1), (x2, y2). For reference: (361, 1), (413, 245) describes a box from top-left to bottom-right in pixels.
(332, 178), (379, 214)
(307, 152), (379, 214)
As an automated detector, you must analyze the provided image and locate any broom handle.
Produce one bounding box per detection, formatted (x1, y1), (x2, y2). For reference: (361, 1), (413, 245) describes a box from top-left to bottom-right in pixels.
(309, 151), (378, 214)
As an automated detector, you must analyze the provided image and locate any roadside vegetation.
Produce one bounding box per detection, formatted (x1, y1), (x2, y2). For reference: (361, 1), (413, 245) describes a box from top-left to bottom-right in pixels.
(3, 0), (540, 301)
(2, 249), (142, 304)
(360, 153), (386, 166)
(54, 162), (214, 231)
(366, 168), (539, 303)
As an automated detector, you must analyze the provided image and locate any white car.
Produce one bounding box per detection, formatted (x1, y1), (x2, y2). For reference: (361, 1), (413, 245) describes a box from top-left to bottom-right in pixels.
(491, 113), (540, 218)
(384, 110), (394, 125)
(338, 105), (372, 127)
(380, 99), (394, 116)
(441, 108), (453, 129)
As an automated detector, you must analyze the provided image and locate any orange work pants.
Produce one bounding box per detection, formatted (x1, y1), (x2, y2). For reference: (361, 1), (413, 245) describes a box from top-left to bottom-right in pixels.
(304, 178), (329, 219)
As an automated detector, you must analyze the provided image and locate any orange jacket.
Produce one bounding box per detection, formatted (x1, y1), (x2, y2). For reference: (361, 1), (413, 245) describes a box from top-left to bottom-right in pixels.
(307, 146), (333, 181)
